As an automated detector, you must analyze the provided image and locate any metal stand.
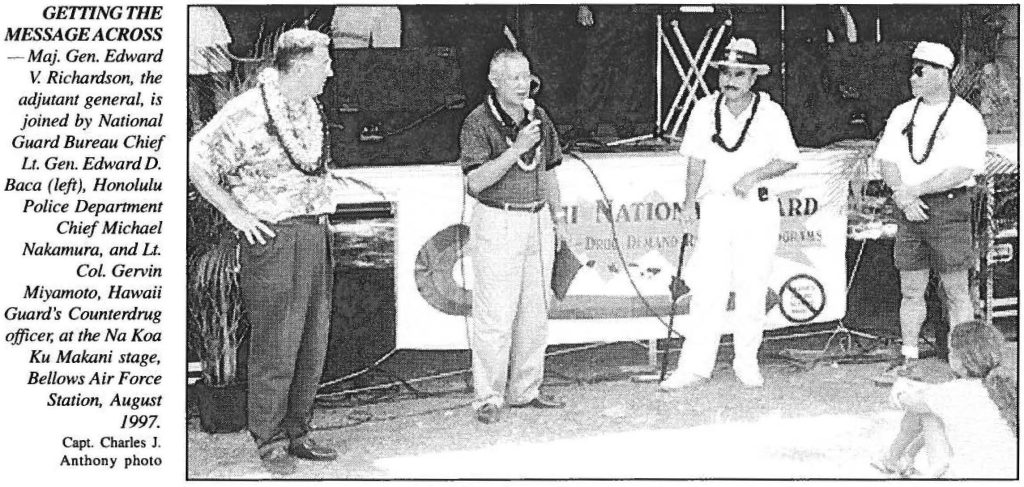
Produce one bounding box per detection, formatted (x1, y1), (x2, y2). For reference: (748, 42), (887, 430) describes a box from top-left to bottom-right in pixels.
(770, 239), (891, 371)
(608, 14), (669, 147)
(607, 15), (730, 147)
(659, 234), (691, 381)
(819, 240), (883, 353)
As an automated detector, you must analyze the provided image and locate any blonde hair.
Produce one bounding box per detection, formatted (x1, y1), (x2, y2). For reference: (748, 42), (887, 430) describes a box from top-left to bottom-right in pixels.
(949, 320), (1017, 437)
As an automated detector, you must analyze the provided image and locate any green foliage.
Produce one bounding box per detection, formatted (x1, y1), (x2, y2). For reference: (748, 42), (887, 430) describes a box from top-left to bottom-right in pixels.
(187, 237), (249, 386)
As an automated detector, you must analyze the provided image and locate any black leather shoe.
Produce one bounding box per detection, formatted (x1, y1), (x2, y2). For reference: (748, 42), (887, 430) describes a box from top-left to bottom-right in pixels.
(475, 403), (500, 424)
(510, 394), (566, 409)
(259, 445), (297, 475)
(288, 437), (338, 461)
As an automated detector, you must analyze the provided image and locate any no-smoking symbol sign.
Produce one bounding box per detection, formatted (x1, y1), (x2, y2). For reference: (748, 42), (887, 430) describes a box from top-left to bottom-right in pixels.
(779, 274), (826, 323)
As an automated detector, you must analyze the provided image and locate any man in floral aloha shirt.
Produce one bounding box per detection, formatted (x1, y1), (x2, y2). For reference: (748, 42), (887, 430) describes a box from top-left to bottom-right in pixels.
(190, 28), (343, 475)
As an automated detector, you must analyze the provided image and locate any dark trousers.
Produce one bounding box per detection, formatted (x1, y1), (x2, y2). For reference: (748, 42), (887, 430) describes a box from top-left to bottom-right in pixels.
(239, 218), (333, 446)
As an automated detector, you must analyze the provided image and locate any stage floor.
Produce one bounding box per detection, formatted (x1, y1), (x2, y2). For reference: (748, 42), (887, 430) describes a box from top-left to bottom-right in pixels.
(186, 339), (1018, 479)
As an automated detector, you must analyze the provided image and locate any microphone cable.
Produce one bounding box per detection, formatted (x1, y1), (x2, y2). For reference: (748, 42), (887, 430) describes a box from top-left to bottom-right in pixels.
(565, 150), (685, 339)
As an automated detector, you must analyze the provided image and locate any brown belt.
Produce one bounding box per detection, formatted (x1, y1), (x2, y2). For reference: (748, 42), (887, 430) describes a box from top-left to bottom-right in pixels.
(920, 186), (972, 201)
(477, 199), (546, 213)
(278, 214), (329, 225)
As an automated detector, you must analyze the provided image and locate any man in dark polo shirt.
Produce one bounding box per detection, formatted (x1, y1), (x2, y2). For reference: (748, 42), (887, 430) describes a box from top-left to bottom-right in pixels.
(460, 48), (568, 424)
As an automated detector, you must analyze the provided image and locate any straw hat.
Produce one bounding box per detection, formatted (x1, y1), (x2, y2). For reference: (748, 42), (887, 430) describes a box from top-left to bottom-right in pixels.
(710, 38), (770, 75)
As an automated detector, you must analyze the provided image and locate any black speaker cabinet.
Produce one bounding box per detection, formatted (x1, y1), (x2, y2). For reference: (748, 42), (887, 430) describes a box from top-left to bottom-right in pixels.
(985, 234), (1019, 315)
(325, 47), (467, 167)
(786, 42), (915, 147)
(323, 203), (397, 382)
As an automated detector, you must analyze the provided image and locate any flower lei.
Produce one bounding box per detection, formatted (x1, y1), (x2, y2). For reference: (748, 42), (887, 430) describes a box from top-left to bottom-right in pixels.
(258, 68), (329, 176)
(712, 91), (760, 153)
(901, 92), (955, 165)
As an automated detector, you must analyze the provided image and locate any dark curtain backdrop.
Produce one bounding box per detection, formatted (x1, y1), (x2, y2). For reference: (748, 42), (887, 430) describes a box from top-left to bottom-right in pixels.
(212, 5), (975, 148)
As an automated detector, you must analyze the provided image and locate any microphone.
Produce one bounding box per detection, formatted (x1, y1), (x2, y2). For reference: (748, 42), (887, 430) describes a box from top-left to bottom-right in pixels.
(522, 98), (536, 123)
(516, 98), (540, 172)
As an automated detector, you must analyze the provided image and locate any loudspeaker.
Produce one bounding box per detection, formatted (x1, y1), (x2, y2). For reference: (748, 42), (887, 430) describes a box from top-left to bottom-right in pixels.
(786, 42), (915, 147)
(324, 47), (467, 167)
(323, 203), (397, 382)
(986, 235), (1019, 300)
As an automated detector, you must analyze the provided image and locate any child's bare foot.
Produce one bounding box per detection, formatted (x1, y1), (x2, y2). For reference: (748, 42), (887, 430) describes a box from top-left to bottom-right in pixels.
(871, 454), (916, 477)
(870, 456), (904, 476)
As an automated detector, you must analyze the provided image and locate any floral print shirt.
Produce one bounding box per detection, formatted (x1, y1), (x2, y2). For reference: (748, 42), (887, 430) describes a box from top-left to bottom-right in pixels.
(190, 87), (342, 223)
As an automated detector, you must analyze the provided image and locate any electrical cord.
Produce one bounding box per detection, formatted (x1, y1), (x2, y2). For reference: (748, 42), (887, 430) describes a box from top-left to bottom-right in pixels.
(313, 147), (686, 411)
(378, 98), (466, 139)
(307, 122), (879, 427)
(565, 150), (682, 338)
(314, 341), (615, 401)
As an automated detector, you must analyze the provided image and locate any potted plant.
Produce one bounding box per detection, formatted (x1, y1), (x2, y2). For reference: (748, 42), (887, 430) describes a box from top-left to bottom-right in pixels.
(187, 231), (250, 433)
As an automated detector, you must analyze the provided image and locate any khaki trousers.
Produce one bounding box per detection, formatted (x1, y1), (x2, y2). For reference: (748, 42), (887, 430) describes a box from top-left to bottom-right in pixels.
(469, 204), (554, 408)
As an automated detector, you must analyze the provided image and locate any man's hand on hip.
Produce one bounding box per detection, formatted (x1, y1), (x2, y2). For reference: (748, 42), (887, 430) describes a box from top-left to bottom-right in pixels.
(227, 208), (277, 245)
(733, 175), (756, 198)
(900, 198), (930, 222)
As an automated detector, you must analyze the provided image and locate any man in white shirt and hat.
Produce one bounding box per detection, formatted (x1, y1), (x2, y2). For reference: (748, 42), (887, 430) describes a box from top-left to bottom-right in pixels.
(873, 41), (987, 382)
(661, 38), (801, 389)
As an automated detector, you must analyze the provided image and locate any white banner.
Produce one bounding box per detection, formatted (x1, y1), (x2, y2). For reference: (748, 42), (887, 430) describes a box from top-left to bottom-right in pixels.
(337, 147), (857, 349)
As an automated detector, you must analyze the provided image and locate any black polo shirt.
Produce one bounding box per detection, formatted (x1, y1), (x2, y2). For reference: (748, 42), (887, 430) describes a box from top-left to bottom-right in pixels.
(458, 95), (562, 204)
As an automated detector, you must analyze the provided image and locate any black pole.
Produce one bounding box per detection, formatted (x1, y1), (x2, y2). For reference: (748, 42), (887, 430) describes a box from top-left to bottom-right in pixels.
(660, 233), (691, 381)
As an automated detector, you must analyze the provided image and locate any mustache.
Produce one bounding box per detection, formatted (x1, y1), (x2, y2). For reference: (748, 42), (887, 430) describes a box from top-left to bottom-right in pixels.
(723, 86), (740, 91)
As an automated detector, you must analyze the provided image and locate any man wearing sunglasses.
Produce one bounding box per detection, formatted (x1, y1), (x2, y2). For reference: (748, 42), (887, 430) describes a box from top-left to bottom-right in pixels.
(872, 41), (987, 383)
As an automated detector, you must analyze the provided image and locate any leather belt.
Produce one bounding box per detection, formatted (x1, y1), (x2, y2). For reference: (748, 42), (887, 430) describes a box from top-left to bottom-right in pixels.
(478, 199), (546, 213)
(920, 186), (971, 200)
(279, 214), (330, 225)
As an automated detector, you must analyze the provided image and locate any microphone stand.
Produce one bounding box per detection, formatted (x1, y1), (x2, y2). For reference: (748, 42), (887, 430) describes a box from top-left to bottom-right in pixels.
(660, 233), (691, 381)
(632, 232), (691, 383)
(608, 14), (731, 146)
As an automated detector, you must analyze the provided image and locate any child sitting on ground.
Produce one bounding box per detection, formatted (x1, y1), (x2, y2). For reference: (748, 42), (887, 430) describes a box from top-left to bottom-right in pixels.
(874, 320), (1017, 478)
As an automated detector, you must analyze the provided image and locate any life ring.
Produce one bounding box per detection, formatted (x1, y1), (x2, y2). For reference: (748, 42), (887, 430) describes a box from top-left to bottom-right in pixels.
(413, 224), (472, 316)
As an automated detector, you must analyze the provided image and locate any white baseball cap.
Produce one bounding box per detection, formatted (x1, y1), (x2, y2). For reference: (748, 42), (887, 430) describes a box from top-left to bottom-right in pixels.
(912, 41), (955, 70)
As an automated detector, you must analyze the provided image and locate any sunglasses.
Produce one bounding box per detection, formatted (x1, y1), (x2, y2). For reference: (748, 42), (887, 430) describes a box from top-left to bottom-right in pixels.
(911, 63), (946, 77)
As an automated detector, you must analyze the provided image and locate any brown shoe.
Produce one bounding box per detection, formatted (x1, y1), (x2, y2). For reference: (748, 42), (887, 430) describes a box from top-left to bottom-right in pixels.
(475, 403), (501, 424)
(259, 444), (297, 475)
(288, 437), (338, 462)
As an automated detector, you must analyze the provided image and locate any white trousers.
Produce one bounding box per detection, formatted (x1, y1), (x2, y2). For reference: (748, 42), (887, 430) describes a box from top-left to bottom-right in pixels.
(469, 204), (554, 408)
(676, 193), (780, 378)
